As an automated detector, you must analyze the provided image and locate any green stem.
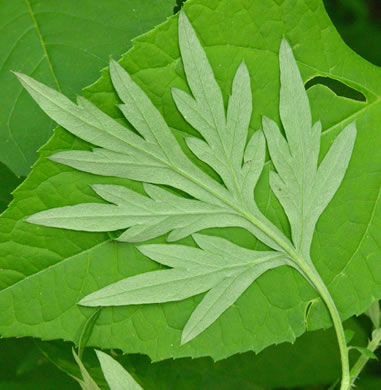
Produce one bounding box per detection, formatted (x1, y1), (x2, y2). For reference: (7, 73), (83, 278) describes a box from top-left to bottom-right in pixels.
(350, 328), (381, 387)
(296, 261), (351, 390)
(242, 213), (351, 390)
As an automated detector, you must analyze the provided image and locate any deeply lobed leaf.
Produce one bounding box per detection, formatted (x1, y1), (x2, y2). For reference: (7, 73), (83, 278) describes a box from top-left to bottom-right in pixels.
(2, 0), (379, 364)
(16, 10), (358, 346)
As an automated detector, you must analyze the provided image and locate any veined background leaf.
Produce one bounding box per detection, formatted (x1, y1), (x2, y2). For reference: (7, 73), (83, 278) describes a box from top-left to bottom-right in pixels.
(0, 0), (175, 177)
(0, 0), (380, 362)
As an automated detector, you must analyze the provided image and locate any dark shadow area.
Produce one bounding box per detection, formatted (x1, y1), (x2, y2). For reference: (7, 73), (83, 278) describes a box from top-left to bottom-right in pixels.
(305, 76), (367, 102)
(323, 0), (381, 66)
(174, 0), (186, 13)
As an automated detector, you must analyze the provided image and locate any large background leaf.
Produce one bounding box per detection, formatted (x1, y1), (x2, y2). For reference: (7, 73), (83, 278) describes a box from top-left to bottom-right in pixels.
(0, 0), (175, 177)
(0, 0), (380, 363)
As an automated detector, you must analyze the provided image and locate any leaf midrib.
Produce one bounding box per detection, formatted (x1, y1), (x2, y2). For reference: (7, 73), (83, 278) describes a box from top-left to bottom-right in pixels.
(24, 0), (61, 93)
(83, 256), (286, 302)
(22, 35), (376, 269)
(183, 23), (246, 204)
(112, 65), (174, 164)
(24, 69), (295, 259)
(36, 208), (236, 219)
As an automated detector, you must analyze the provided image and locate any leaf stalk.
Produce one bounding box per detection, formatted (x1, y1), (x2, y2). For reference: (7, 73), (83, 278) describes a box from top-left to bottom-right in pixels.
(244, 213), (351, 390)
(298, 262), (351, 390)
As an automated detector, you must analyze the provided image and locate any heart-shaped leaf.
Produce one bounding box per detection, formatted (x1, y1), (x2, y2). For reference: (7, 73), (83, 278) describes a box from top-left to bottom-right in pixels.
(0, 0), (380, 365)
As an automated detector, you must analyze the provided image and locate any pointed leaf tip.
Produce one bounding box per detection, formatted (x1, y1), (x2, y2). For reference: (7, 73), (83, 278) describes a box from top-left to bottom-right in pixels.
(13, 72), (32, 88)
(96, 350), (144, 390)
(261, 115), (275, 128)
(253, 128), (265, 144)
(25, 215), (36, 224)
(109, 57), (119, 67)
(280, 37), (292, 53)
(11, 70), (23, 78)
(238, 60), (249, 73)
(109, 58), (124, 79)
(13, 72), (48, 96)
(78, 295), (98, 307)
(181, 331), (192, 345)
(191, 233), (208, 248)
(234, 61), (251, 86)
(178, 9), (194, 37)
(179, 8), (188, 22)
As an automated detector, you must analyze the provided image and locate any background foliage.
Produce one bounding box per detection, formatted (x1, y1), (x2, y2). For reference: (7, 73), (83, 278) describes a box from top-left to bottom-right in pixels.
(0, 0), (379, 389)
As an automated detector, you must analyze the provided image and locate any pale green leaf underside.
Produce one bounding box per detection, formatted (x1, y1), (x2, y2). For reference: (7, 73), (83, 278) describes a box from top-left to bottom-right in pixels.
(262, 39), (357, 259)
(73, 348), (144, 390)
(1, 0), (380, 363)
(96, 350), (143, 390)
(72, 349), (100, 390)
(18, 10), (356, 345)
(81, 234), (290, 343)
